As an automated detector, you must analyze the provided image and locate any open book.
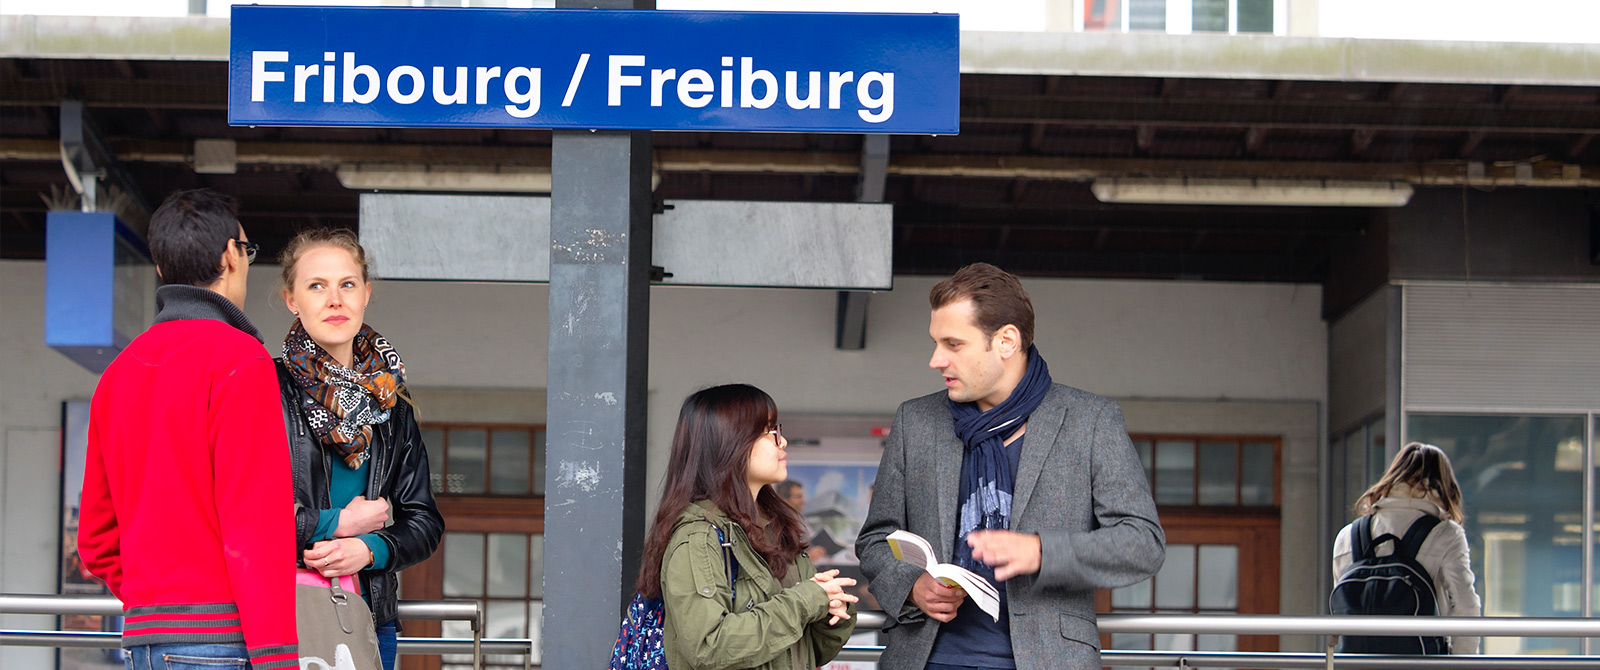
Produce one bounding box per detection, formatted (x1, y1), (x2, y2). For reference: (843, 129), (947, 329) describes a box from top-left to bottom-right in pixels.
(886, 529), (1001, 622)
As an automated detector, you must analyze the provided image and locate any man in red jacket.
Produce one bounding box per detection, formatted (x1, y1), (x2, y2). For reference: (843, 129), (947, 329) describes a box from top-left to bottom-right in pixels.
(77, 189), (298, 670)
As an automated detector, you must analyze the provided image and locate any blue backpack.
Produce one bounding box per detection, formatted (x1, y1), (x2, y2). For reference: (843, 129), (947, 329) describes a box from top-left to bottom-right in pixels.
(608, 524), (737, 670)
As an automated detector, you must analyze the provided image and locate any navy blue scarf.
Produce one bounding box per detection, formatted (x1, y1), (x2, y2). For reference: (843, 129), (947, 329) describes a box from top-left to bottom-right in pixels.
(949, 345), (1053, 576)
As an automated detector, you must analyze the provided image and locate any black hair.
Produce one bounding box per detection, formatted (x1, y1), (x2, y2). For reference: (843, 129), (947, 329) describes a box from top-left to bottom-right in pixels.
(148, 189), (242, 287)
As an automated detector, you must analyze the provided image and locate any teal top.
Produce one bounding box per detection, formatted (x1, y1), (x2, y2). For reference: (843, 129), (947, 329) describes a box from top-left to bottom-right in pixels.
(311, 455), (392, 571)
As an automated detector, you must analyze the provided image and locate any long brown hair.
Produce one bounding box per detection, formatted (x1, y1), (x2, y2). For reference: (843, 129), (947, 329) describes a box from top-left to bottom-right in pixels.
(635, 384), (808, 598)
(1355, 442), (1465, 522)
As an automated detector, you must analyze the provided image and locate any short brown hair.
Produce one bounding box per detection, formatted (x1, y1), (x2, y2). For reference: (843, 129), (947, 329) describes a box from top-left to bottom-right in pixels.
(929, 262), (1035, 350)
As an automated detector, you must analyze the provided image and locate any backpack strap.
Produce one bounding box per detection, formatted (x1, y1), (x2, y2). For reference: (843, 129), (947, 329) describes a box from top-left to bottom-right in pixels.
(1351, 515), (1375, 560)
(713, 525), (738, 601)
(1396, 514), (1443, 561)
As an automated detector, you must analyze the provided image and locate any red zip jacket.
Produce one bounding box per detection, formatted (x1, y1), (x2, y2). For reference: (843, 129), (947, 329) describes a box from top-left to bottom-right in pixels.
(78, 287), (298, 670)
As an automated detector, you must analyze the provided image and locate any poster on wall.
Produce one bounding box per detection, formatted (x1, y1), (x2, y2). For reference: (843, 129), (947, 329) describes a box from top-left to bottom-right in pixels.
(60, 400), (122, 670)
(782, 461), (881, 670)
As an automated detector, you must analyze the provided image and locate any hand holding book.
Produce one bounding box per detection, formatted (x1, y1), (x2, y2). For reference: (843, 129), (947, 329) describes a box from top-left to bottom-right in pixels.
(886, 530), (1001, 622)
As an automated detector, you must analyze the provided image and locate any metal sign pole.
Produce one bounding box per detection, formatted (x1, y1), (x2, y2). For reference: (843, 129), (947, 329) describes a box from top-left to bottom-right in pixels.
(543, 7), (654, 667)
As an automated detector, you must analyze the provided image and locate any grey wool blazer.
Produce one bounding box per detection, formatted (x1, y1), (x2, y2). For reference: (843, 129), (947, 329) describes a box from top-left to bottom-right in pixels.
(855, 384), (1166, 670)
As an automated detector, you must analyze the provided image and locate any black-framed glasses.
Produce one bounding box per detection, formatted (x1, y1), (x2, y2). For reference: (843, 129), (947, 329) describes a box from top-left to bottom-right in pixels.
(233, 238), (259, 264)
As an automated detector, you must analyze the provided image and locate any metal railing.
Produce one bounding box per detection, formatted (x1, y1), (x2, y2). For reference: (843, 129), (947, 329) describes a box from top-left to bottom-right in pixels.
(1, 594), (506, 670)
(837, 613), (1600, 668)
(8, 598), (1599, 669)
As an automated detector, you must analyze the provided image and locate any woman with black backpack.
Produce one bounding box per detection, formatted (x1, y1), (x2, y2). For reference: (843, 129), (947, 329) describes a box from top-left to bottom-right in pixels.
(1331, 442), (1481, 655)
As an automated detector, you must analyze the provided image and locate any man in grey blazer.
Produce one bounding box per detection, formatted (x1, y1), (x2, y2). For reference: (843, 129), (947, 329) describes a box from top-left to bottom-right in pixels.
(856, 263), (1165, 670)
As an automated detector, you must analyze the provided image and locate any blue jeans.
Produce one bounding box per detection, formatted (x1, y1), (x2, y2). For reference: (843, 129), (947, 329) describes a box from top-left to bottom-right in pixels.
(122, 643), (249, 670)
(377, 621), (398, 670)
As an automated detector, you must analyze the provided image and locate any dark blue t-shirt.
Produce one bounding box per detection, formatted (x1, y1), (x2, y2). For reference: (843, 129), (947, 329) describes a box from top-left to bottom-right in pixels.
(926, 433), (1025, 669)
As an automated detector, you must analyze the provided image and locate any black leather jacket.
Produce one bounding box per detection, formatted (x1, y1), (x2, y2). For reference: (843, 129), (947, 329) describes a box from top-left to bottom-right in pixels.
(276, 360), (445, 626)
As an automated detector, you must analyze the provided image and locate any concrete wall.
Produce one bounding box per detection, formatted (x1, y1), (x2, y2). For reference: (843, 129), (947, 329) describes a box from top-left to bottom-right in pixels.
(1, 260), (1328, 658)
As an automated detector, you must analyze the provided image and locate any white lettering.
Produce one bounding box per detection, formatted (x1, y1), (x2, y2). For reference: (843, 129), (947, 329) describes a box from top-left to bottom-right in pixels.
(740, 57), (776, 109)
(828, 71), (854, 110)
(608, 55), (645, 107)
(563, 53), (590, 108)
(650, 69), (677, 107)
(251, 51), (288, 102)
(785, 71), (820, 109)
(504, 67), (541, 118)
(475, 66), (502, 105)
(720, 56), (733, 108)
(678, 69), (713, 108)
(322, 56), (336, 103)
(293, 64), (318, 103)
(433, 66), (468, 105)
(342, 53), (379, 104)
(386, 66), (425, 105)
(856, 72), (894, 122)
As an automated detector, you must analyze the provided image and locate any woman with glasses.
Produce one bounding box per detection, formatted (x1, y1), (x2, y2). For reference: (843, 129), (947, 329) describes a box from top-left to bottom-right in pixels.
(636, 384), (858, 670)
(275, 228), (444, 670)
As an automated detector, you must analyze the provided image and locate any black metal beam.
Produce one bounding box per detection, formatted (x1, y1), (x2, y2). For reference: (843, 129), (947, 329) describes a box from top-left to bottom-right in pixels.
(962, 95), (1600, 134)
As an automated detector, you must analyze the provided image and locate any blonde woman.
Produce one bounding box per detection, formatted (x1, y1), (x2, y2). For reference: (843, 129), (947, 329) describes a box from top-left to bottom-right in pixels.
(1333, 442), (1481, 654)
(276, 228), (444, 670)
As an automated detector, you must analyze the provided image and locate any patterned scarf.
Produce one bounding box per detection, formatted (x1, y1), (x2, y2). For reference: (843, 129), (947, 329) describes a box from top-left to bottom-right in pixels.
(949, 345), (1053, 577)
(282, 320), (406, 469)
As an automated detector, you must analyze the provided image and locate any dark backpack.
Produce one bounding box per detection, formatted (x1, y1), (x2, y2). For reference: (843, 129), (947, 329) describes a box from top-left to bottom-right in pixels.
(1330, 513), (1448, 655)
(608, 524), (737, 670)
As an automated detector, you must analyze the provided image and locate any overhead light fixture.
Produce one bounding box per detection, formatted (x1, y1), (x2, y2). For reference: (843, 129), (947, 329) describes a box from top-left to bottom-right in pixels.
(336, 164), (552, 193)
(1090, 178), (1415, 207)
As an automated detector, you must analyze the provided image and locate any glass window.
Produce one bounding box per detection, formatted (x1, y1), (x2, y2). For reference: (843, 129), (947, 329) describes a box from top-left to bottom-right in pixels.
(426, 423), (545, 497)
(1136, 436), (1278, 508)
(1240, 441), (1275, 505)
(1592, 415), (1599, 652)
(1128, 0), (1166, 31)
(1154, 544), (1196, 609)
(532, 429), (547, 496)
(1083, 0), (1123, 31)
(1366, 415), (1388, 486)
(442, 530), (543, 670)
(1191, 0), (1228, 32)
(422, 427), (445, 494)
(1407, 413), (1586, 655)
(447, 428), (488, 494)
(1344, 427), (1367, 513)
(487, 533), (527, 597)
(443, 532), (484, 598)
(1237, 0), (1275, 33)
(490, 429), (532, 495)
(1197, 545), (1238, 610)
(1133, 438), (1153, 475)
(1112, 576), (1153, 609)
(1155, 440), (1196, 505)
(1198, 441), (1238, 505)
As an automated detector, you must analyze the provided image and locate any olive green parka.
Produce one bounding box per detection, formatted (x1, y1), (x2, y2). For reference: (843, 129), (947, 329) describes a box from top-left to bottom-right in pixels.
(661, 500), (857, 670)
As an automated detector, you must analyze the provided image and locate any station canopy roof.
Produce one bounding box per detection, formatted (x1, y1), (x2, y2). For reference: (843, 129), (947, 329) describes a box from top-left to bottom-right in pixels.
(3, 17), (1598, 284)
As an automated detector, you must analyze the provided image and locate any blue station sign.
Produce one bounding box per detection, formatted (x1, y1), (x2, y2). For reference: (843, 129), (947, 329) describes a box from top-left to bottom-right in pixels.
(229, 6), (959, 134)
